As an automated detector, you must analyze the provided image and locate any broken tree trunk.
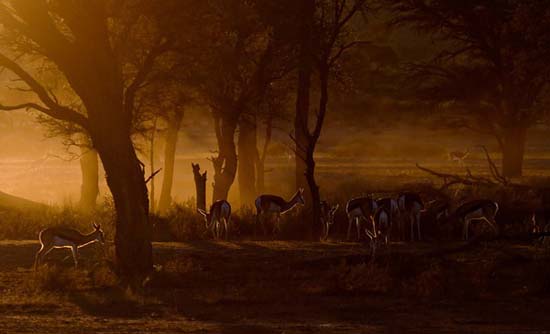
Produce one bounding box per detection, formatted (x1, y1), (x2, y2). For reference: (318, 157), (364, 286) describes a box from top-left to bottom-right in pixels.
(192, 163), (207, 211)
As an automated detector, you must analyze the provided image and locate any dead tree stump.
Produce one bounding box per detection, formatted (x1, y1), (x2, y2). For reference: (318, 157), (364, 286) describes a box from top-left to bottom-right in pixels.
(192, 163), (207, 211)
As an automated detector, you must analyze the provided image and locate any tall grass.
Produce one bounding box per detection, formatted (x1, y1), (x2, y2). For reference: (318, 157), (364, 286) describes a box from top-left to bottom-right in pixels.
(0, 177), (544, 242)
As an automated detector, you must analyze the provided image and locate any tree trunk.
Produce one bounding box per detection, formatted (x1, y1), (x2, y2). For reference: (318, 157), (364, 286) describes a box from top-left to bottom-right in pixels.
(294, 0), (315, 195)
(256, 113), (273, 194)
(501, 125), (527, 178)
(149, 116), (158, 213)
(293, 0), (316, 239)
(158, 111), (184, 214)
(305, 66), (330, 240)
(212, 115), (238, 202)
(305, 145), (322, 240)
(238, 114), (258, 208)
(192, 163), (207, 211)
(91, 116), (152, 288)
(79, 139), (99, 212)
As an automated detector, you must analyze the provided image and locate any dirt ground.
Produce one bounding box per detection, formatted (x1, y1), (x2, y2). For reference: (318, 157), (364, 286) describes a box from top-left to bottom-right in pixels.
(1, 240), (550, 333)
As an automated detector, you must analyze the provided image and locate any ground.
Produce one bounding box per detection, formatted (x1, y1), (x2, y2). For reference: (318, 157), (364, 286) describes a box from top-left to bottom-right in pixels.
(1, 240), (550, 333)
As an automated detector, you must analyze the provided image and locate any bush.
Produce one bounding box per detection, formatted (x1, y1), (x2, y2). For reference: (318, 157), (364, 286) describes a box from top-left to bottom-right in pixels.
(26, 265), (88, 292)
(323, 260), (393, 294)
(0, 199), (115, 240)
(160, 202), (206, 241)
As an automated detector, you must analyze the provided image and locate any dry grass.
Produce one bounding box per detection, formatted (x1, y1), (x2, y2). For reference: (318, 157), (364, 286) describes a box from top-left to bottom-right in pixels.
(3, 240), (550, 332)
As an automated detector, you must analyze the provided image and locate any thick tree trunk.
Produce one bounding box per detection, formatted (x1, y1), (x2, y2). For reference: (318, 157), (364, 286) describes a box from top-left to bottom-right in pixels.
(79, 141), (99, 212)
(238, 114), (258, 208)
(212, 116), (238, 201)
(501, 125), (527, 178)
(91, 116), (152, 288)
(192, 163), (207, 211)
(158, 111), (183, 214)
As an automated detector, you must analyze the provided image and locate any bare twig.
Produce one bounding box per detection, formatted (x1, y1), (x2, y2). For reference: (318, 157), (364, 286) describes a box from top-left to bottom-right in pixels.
(145, 168), (162, 184)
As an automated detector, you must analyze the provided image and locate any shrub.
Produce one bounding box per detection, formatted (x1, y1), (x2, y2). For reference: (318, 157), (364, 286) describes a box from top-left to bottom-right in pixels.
(323, 260), (394, 294)
(26, 265), (88, 292)
(161, 202), (206, 241)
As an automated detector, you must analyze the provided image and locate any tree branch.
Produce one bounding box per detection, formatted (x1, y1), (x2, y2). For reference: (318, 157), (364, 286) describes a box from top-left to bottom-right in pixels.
(124, 38), (172, 116)
(0, 53), (89, 129)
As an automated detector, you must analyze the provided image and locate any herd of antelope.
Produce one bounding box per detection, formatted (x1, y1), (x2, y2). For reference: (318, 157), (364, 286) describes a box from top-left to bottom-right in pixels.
(34, 187), (533, 269)
(195, 189), (503, 249)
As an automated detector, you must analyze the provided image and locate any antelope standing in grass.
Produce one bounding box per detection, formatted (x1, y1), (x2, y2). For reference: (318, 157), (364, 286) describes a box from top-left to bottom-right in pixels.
(346, 196), (378, 241)
(376, 197), (399, 239)
(453, 199), (499, 240)
(255, 189), (305, 236)
(34, 223), (105, 270)
(198, 200), (232, 240)
(448, 149), (470, 167)
(374, 204), (392, 245)
(320, 201), (339, 241)
(398, 192), (424, 241)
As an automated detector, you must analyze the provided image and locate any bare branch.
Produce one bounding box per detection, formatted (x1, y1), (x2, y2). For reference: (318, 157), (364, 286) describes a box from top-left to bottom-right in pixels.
(124, 38), (172, 116)
(145, 168), (162, 184)
(0, 52), (88, 129)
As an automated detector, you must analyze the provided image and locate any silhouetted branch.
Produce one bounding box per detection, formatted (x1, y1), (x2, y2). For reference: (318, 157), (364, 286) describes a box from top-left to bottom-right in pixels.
(145, 168), (162, 184)
(0, 53), (89, 129)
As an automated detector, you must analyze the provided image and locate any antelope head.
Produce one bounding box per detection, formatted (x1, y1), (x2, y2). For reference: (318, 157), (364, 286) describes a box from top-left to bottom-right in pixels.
(92, 223), (105, 245)
(197, 208), (212, 227)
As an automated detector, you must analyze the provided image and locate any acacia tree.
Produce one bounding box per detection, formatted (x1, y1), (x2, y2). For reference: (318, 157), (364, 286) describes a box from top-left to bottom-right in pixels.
(179, 0), (279, 203)
(0, 0), (171, 285)
(28, 68), (101, 212)
(385, 0), (550, 177)
(136, 81), (191, 214)
(293, 0), (368, 239)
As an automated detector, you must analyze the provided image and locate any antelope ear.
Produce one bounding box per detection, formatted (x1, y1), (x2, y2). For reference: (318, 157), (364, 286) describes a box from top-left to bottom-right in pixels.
(299, 188), (304, 194)
(197, 209), (207, 217)
(93, 223), (99, 229)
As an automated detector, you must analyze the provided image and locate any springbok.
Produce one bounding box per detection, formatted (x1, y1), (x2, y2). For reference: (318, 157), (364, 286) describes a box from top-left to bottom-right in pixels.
(448, 149), (470, 167)
(255, 189), (305, 236)
(346, 196), (378, 241)
(376, 197), (399, 238)
(453, 199), (499, 240)
(198, 200), (231, 240)
(398, 192), (424, 241)
(374, 204), (392, 245)
(320, 201), (339, 241)
(34, 223), (105, 269)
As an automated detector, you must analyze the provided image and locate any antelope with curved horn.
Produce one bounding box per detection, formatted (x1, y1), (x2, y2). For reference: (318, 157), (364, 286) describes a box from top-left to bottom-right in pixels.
(448, 149), (470, 167)
(34, 223), (105, 269)
(452, 199), (499, 240)
(346, 196), (378, 241)
(320, 201), (339, 241)
(198, 200), (232, 240)
(255, 189), (305, 236)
